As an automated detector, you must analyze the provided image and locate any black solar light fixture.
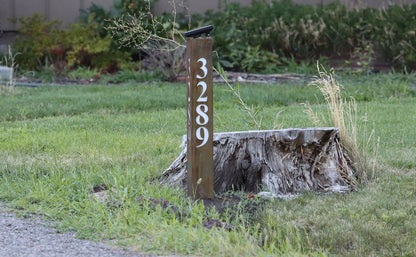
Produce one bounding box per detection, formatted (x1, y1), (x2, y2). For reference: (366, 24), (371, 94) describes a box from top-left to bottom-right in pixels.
(183, 25), (214, 38)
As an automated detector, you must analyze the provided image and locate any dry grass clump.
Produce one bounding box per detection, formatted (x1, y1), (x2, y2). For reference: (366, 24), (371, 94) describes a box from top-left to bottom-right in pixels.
(307, 65), (368, 181)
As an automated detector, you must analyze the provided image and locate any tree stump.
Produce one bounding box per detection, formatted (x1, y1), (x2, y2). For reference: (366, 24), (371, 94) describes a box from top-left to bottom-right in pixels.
(160, 128), (357, 198)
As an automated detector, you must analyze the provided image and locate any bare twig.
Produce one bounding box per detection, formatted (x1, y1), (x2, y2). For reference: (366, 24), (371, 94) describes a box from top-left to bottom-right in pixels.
(214, 65), (263, 129)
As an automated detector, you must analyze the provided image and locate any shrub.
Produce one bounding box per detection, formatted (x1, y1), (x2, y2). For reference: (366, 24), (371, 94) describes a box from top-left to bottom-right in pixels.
(78, 3), (118, 38)
(65, 16), (113, 68)
(204, 0), (326, 71)
(115, 0), (159, 15)
(12, 14), (64, 71)
(13, 13), (132, 76)
(202, 0), (416, 72)
(373, 4), (416, 70)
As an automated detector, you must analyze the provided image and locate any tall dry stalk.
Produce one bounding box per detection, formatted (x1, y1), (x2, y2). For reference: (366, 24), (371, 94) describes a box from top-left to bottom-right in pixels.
(214, 64), (263, 129)
(308, 65), (366, 181)
(0, 46), (18, 92)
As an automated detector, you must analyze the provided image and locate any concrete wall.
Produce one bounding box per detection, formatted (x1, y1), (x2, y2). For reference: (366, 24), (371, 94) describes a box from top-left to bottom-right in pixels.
(1, 0), (416, 31)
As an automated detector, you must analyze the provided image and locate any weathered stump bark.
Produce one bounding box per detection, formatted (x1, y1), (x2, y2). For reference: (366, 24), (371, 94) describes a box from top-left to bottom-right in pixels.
(160, 128), (357, 198)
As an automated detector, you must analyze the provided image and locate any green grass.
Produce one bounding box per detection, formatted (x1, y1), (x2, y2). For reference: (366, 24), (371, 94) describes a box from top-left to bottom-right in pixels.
(0, 73), (415, 256)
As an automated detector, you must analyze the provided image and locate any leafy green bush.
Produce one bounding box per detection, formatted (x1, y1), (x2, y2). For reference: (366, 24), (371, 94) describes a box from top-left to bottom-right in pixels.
(65, 16), (113, 68)
(12, 14), (64, 71)
(373, 4), (416, 70)
(12, 0), (169, 80)
(115, 0), (159, 15)
(78, 3), (118, 38)
(204, 0), (327, 71)
(202, 0), (416, 72)
(13, 13), (133, 76)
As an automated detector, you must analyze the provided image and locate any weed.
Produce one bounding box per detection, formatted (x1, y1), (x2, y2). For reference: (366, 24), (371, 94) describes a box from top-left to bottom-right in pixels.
(0, 46), (18, 90)
(214, 64), (263, 129)
(67, 67), (99, 80)
(308, 65), (370, 183)
(100, 68), (165, 83)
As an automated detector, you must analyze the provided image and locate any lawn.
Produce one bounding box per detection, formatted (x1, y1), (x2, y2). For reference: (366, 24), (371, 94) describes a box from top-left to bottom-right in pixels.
(0, 73), (415, 256)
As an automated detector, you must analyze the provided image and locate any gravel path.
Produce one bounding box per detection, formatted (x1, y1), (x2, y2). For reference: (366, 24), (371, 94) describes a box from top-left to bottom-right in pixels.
(0, 204), (155, 257)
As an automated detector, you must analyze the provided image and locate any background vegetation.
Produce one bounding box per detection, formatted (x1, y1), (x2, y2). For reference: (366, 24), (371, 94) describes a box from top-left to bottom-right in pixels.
(2, 0), (416, 81)
(204, 0), (416, 72)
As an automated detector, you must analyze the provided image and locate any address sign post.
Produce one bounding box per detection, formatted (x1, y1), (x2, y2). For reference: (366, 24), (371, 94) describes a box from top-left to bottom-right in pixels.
(183, 25), (214, 199)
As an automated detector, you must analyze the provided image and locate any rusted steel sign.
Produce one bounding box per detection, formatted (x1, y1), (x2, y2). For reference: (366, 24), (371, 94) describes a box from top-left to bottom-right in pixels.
(184, 25), (214, 199)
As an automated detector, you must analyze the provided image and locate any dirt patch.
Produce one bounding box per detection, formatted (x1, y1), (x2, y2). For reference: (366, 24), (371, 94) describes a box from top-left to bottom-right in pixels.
(11, 71), (311, 87)
(213, 71), (310, 83)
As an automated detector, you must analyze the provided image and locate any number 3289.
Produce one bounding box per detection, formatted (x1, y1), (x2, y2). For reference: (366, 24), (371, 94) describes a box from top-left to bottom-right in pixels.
(192, 57), (209, 148)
